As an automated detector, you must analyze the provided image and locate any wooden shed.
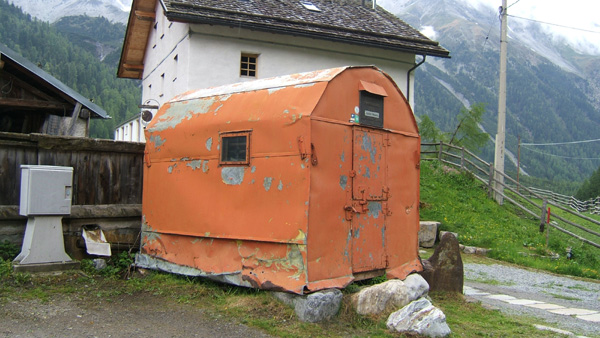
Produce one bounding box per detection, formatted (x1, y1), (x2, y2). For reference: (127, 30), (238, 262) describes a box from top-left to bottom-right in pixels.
(137, 66), (422, 294)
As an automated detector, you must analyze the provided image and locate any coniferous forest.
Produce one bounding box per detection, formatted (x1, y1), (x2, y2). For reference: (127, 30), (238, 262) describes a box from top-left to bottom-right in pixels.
(0, 0), (140, 139)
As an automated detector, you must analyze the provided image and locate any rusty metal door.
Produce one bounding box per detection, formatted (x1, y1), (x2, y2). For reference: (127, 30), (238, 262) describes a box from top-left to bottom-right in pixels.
(350, 127), (389, 272)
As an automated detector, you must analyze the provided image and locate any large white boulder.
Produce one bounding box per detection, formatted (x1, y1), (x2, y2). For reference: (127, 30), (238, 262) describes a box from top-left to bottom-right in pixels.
(387, 297), (451, 337)
(351, 274), (429, 316)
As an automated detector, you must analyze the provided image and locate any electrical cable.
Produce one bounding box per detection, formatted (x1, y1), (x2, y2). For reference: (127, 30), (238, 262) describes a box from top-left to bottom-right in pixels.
(521, 145), (600, 160)
(508, 0), (524, 9)
(508, 14), (600, 34)
(522, 138), (600, 146)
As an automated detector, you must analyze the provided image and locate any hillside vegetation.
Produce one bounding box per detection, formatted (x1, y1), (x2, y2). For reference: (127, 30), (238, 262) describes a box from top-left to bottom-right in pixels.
(420, 160), (599, 280)
(400, 0), (600, 186)
(0, 0), (140, 138)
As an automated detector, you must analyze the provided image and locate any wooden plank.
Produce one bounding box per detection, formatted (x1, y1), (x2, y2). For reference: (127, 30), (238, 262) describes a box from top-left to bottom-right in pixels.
(0, 97), (65, 110)
(1, 132), (144, 207)
(549, 222), (600, 249)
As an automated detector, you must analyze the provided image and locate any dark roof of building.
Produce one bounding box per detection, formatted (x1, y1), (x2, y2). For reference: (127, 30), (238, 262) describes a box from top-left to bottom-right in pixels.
(118, 0), (449, 79)
(0, 43), (109, 119)
(165, 0), (449, 56)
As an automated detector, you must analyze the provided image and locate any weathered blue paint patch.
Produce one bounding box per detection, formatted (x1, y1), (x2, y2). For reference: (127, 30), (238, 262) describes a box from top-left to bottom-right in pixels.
(363, 167), (371, 178)
(221, 167), (244, 185)
(150, 98), (215, 132)
(187, 160), (202, 170)
(263, 177), (273, 191)
(150, 135), (166, 148)
(168, 163), (177, 173)
(278, 180), (283, 191)
(381, 226), (386, 248)
(251, 166), (257, 173)
(206, 137), (213, 151)
(268, 86), (285, 94)
(367, 202), (382, 219)
(339, 175), (348, 190)
(294, 83), (316, 89)
(202, 160), (209, 173)
(340, 151), (345, 163)
(360, 133), (377, 164)
(354, 228), (360, 239)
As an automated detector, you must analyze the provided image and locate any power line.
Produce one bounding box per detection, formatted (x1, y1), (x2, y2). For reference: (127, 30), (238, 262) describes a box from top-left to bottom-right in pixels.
(508, 14), (600, 34)
(521, 138), (600, 146)
(521, 146), (600, 160)
(507, 0), (523, 9)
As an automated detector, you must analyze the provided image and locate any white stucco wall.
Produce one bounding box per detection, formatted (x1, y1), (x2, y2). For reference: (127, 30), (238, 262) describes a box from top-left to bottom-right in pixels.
(114, 115), (146, 143)
(141, 5), (420, 110)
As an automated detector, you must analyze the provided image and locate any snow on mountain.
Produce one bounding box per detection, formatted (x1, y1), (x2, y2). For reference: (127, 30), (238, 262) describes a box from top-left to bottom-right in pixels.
(7, 0), (129, 24)
(379, 0), (600, 60)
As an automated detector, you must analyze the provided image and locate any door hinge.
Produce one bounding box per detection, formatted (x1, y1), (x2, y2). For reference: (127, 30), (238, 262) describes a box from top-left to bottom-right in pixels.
(310, 143), (318, 166)
(144, 151), (151, 168)
(344, 205), (357, 221)
(297, 136), (308, 160)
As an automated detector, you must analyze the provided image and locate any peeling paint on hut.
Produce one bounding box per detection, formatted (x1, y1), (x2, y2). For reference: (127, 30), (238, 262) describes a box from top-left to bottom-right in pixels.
(138, 66), (422, 294)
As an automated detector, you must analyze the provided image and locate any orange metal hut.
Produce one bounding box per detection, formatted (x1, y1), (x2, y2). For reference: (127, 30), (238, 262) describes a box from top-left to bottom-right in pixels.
(137, 66), (422, 294)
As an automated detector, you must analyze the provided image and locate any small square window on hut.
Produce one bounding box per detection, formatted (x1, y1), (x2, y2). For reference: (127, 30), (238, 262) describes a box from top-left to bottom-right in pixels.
(220, 131), (251, 165)
(240, 53), (258, 77)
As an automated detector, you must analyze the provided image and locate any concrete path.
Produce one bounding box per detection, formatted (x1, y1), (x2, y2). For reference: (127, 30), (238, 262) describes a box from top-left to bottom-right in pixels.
(464, 263), (600, 337)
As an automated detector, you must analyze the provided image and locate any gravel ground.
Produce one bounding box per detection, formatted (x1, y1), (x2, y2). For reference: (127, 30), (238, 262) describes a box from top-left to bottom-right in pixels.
(464, 263), (600, 337)
(0, 291), (273, 338)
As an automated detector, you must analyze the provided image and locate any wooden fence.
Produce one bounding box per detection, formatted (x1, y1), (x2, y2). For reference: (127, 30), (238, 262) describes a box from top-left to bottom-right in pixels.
(0, 132), (145, 257)
(519, 187), (600, 215)
(421, 142), (600, 250)
(0, 132), (144, 206)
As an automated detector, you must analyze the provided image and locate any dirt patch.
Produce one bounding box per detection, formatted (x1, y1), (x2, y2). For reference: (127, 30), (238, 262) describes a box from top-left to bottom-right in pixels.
(0, 272), (272, 338)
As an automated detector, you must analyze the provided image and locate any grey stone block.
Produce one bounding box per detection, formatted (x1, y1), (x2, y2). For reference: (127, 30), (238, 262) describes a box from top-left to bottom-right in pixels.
(419, 221), (440, 248)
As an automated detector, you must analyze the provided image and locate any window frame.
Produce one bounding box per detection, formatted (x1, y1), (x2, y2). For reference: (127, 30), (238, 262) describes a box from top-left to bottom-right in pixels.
(219, 130), (252, 166)
(240, 53), (258, 78)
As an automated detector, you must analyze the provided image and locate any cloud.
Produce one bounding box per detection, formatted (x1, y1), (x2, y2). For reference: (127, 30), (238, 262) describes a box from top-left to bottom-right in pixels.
(462, 0), (600, 55)
(420, 26), (438, 40)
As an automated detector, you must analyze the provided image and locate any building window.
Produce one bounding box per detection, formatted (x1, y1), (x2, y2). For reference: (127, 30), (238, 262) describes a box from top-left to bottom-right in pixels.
(220, 131), (251, 165)
(173, 54), (178, 82)
(240, 53), (258, 77)
(152, 22), (158, 48)
(159, 73), (165, 97)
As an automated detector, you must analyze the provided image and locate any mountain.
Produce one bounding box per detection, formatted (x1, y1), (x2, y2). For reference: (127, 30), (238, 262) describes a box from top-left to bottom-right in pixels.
(6, 0), (129, 24)
(5, 0), (599, 187)
(0, 0), (140, 139)
(379, 0), (600, 187)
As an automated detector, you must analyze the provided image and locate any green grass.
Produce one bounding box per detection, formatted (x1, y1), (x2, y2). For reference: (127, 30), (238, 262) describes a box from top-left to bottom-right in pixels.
(1, 160), (598, 337)
(0, 263), (582, 337)
(543, 292), (581, 302)
(420, 161), (600, 280)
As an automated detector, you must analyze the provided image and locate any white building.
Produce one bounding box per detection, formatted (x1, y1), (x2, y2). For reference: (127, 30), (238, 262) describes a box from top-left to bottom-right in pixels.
(116, 0), (449, 141)
(114, 114), (145, 142)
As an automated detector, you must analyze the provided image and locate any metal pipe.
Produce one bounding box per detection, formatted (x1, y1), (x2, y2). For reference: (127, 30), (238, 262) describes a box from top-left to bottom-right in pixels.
(406, 54), (426, 104)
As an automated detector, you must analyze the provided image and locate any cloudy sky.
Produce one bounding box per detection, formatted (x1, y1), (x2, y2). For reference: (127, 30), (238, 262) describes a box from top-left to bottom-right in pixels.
(456, 0), (600, 54)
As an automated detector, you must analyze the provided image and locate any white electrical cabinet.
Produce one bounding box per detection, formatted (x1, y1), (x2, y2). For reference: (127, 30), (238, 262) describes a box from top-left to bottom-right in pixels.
(19, 165), (73, 216)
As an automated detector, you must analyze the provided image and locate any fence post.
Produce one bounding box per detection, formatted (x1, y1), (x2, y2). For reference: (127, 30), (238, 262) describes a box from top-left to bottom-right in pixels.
(460, 147), (465, 170)
(438, 141), (443, 161)
(488, 163), (494, 198)
(540, 200), (547, 233)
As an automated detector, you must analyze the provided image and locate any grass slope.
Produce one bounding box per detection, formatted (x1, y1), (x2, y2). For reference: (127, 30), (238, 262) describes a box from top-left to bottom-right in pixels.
(420, 161), (599, 280)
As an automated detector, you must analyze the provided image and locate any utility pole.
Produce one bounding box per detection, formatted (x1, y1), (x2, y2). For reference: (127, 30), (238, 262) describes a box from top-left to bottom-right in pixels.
(494, 0), (508, 204)
(517, 135), (521, 192)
